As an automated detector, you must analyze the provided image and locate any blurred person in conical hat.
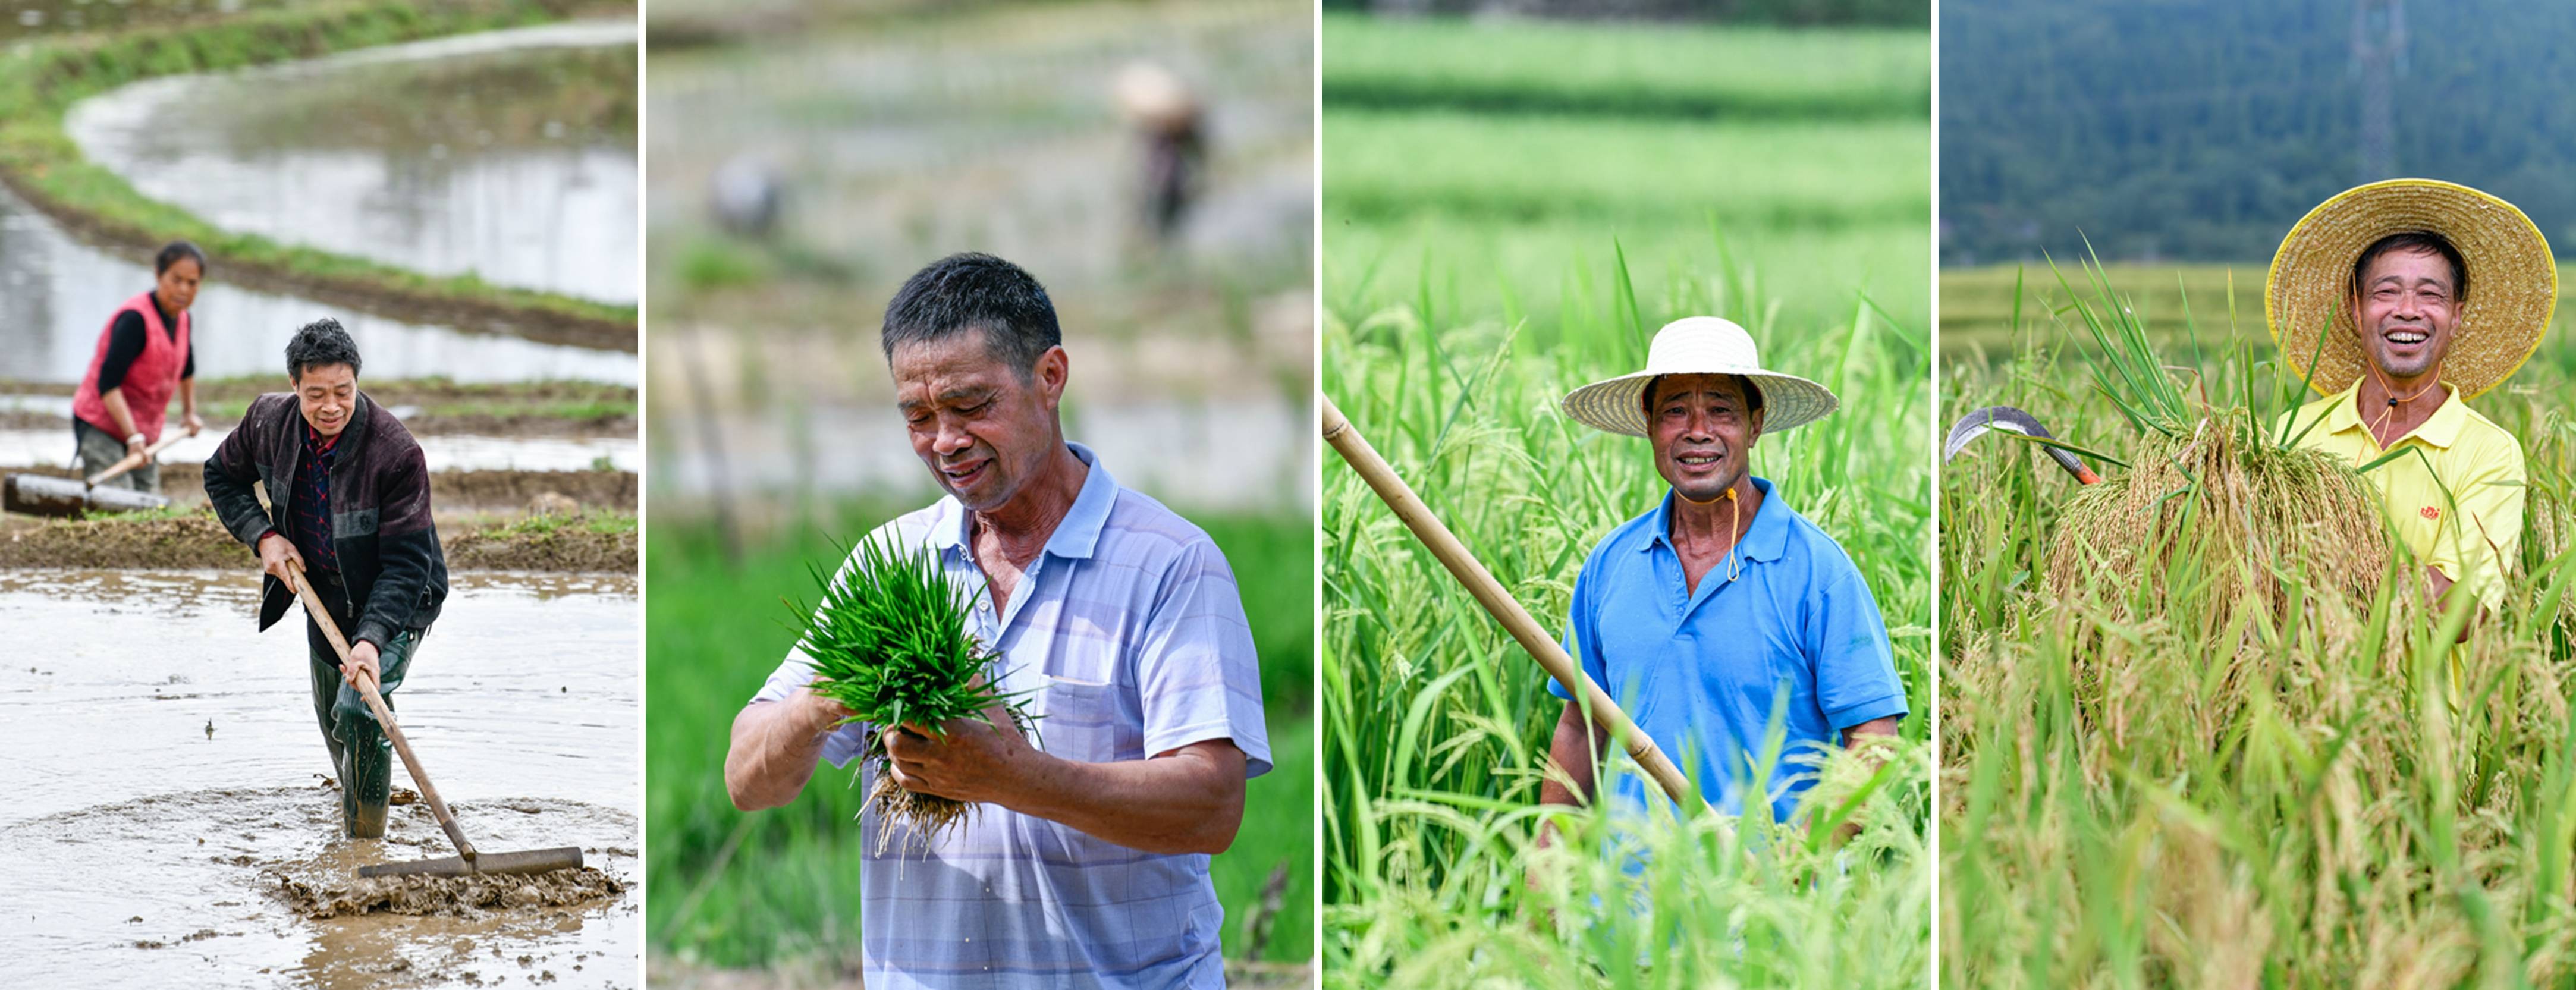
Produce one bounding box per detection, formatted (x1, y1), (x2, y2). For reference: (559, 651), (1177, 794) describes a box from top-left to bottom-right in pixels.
(2269, 178), (2550, 626)
(1114, 61), (1203, 241)
(69, 240), (208, 494)
(1535, 317), (1906, 840)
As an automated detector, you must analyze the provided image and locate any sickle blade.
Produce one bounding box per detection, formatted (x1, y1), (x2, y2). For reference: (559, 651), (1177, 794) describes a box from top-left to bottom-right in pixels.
(1943, 405), (2100, 484)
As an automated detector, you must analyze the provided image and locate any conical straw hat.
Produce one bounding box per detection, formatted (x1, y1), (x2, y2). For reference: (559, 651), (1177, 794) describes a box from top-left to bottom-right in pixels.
(2267, 178), (2555, 398)
(1560, 317), (1837, 436)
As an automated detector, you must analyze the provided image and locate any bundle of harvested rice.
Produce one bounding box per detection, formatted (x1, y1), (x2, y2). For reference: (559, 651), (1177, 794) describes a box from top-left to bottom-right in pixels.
(791, 532), (1034, 850)
(2046, 408), (2389, 615)
(2041, 259), (2391, 620)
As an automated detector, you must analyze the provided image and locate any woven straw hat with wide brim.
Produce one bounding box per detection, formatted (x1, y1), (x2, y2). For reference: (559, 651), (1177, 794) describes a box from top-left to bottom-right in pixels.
(1560, 317), (1837, 436)
(2267, 178), (2556, 399)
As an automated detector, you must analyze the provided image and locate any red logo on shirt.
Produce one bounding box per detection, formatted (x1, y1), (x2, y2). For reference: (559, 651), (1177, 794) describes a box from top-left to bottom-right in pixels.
(2420, 505), (2442, 521)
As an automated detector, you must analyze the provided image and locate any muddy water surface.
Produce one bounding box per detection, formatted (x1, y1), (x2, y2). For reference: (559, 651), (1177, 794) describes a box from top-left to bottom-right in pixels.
(0, 428), (639, 472)
(0, 570), (639, 987)
(67, 21), (640, 303)
(0, 184), (638, 386)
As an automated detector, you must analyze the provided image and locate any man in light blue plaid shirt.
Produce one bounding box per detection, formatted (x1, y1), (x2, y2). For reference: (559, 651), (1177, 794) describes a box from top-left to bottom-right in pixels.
(724, 252), (1272, 989)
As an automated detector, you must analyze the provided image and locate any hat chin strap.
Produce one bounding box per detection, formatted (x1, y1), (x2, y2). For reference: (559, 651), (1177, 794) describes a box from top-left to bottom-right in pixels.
(2361, 347), (2443, 442)
(1673, 483), (1744, 584)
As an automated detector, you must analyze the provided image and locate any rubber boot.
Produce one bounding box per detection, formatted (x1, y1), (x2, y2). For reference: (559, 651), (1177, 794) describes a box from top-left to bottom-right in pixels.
(338, 711), (394, 839)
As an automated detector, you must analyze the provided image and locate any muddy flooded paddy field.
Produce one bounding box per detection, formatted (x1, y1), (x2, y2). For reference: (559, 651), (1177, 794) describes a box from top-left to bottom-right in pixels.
(67, 20), (640, 304)
(646, 0), (1312, 514)
(0, 181), (639, 386)
(0, 428), (638, 473)
(0, 570), (639, 987)
(655, 394), (1308, 512)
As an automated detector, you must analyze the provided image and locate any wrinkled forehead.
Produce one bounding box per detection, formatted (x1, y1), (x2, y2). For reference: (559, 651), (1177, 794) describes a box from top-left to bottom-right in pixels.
(2357, 245), (2458, 290)
(294, 364), (356, 388)
(1648, 372), (1750, 405)
(891, 328), (1007, 376)
(892, 329), (1023, 400)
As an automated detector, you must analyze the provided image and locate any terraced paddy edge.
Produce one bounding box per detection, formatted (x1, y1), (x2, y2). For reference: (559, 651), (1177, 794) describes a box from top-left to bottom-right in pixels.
(0, 377), (637, 435)
(0, 0), (639, 350)
(4, 464), (636, 512)
(0, 510), (636, 571)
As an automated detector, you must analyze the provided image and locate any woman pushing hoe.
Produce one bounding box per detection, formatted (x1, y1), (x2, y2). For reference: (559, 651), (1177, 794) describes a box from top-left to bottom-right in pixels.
(68, 240), (209, 494)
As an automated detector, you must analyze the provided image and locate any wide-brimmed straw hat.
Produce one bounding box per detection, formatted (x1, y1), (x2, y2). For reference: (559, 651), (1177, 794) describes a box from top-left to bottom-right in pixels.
(2267, 178), (2556, 399)
(1560, 317), (1837, 436)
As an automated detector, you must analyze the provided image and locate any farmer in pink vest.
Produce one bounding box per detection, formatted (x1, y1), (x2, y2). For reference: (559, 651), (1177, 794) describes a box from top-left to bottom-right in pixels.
(68, 241), (208, 494)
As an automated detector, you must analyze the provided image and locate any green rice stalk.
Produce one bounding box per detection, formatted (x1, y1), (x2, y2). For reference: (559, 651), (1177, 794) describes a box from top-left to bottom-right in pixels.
(790, 532), (1035, 852)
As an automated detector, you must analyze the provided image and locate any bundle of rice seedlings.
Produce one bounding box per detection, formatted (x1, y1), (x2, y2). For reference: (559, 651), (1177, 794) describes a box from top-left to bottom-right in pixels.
(2038, 257), (2391, 621)
(791, 532), (1035, 850)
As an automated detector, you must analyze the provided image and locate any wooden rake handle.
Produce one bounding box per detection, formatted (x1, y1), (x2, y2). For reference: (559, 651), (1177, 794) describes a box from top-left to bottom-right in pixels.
(85, 432), (187, 487)
(285, 558), (477, 862)
(1320, 394), (1712, 817)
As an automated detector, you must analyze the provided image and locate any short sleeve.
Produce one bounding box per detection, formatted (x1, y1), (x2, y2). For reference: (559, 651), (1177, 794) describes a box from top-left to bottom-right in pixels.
(1547, 551), (1607, 703)
(1810, 567), (1908, 731)
(1135, 538), (1273, 778)
(2426, 432), (2525, 612)
(746, 536), (881, 769)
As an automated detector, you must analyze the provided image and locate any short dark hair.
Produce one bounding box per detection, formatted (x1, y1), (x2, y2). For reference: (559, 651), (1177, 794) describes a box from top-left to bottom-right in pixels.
(2351, 231), (2468, 305)
(1641, 373), (1766, 420)
(285, 318), (362, 381)
(879, 252), (1061, 377)
(155, 240), (207, 276)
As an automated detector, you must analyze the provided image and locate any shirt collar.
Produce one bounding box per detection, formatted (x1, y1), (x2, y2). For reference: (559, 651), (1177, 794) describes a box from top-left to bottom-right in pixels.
(303, 420), (339, 455)
(2321, 379), (2470, 450)
(931, 442), (1117, 561)
(1642, 475), (1790, 564)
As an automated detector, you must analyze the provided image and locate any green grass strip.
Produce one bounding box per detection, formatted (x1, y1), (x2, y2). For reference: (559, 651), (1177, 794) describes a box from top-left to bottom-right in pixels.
(0, 0), (636, 335)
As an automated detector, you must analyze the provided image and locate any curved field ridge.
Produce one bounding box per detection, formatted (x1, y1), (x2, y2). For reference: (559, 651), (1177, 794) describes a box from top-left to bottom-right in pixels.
(0, 0), (637, 350)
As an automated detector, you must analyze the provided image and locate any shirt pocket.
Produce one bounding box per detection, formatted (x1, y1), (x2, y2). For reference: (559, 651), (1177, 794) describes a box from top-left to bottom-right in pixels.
(1036, 674), (1119, 764)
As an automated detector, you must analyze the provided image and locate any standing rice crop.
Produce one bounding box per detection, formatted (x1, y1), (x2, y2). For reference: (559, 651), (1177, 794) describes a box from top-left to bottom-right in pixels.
(1322, 249), (1932, 988)
(1940, 263), (2576, 988)
(790, 532), (1033, 850)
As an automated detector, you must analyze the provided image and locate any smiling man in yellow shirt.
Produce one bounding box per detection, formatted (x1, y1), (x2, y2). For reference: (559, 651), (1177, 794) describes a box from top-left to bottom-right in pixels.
(2267, 179), (2552, 621)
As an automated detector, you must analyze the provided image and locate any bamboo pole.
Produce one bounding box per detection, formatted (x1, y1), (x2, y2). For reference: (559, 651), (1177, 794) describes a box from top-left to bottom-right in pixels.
(1321, 394), (1711, 816)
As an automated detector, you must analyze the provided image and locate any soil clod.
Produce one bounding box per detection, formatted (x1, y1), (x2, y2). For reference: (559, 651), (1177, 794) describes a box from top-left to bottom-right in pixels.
(274, 866), (626, 920)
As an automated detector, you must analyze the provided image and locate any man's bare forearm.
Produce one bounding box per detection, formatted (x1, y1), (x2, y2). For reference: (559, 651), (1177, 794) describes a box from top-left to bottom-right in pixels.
(1535, 700), (1609, 845)
(725, 690), (842, 811)
(988, 740), (1247, 855)
(1841, 715), (1900, 747)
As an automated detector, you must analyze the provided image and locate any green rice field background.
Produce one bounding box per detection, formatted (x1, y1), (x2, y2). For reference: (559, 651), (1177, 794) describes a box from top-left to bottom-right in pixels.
(644, 504), (1315, 971)
(1321, 12), (1929, 342)
(1941, 261), (2576, 357)
(1940, 264), (2576, 986)
(1322, 14), (1931, 988)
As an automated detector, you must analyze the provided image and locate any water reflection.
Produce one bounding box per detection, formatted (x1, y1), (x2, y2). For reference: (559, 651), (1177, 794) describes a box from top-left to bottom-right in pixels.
(0, 183), (637, 385)
(66, 21), (639, 303)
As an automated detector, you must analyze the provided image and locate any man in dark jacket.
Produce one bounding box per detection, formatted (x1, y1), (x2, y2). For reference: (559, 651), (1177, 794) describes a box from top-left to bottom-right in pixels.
(203, 318), (448, 838)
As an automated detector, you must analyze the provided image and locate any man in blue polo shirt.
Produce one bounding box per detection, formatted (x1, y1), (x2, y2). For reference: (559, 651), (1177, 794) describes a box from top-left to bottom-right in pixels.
(1540, 316), (1906, 830)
